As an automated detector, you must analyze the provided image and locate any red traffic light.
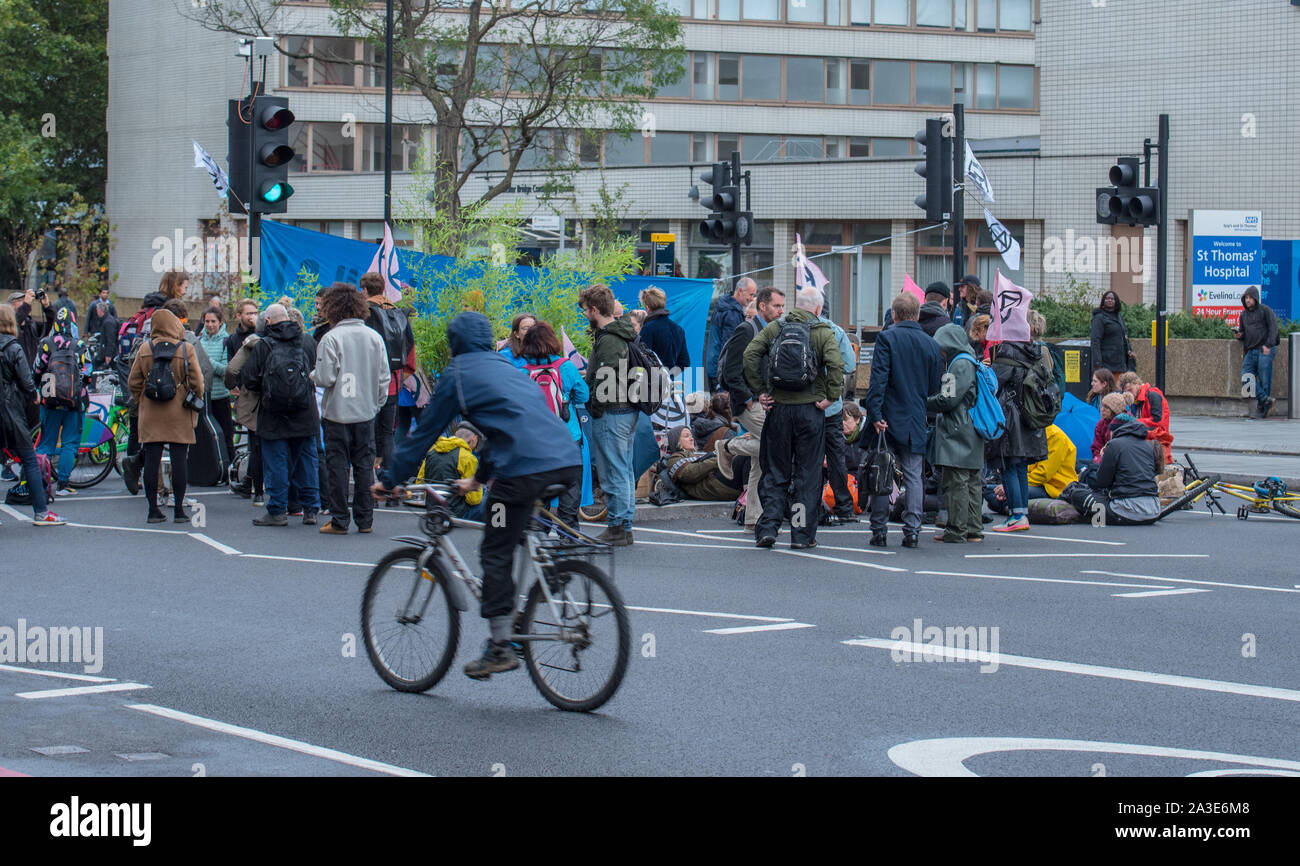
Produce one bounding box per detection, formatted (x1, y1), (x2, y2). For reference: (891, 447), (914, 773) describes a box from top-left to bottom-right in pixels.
(259, 103), (295, 131)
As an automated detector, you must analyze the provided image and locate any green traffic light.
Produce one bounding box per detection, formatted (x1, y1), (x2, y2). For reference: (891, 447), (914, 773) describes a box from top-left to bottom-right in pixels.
(259, 180), (294, 203)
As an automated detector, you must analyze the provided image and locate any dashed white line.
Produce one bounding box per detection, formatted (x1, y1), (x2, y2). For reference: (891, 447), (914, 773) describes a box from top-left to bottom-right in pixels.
(17, 682), (150, 700)
(916, 570), (1174, 590)
(704, 622), (816, 635)
(238, 553), (373, 568)
(0, 664), (114, 683)
(1113, 588), (1212, 598)
(1083, 570), (1300, 595)
(189, 532), (242, 555)
(966, 553), (1209, 559)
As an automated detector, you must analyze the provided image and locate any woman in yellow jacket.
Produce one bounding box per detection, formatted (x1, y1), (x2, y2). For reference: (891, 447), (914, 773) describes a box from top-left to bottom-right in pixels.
(1027, 424), (1078, 500)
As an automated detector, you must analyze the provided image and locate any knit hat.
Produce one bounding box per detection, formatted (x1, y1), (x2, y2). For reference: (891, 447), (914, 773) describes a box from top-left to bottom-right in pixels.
(924, 281), (951, 299)
(666, 425), (690, 452)
(684, 391), (710, 415)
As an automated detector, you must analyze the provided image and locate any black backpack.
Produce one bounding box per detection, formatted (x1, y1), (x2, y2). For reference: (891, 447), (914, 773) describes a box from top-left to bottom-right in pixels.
(42, 341), (81, 410)
(372, 306), (409, 372)
(143, 341), (180, 402)
(716, 318), (759, 393)
(626, 338), (671, 416)
(260, 336), (313, 414)
(768, 318), (818, 391)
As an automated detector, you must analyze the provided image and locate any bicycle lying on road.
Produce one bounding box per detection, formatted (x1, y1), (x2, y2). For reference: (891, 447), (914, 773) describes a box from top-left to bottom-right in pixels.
(361, 482), (631, 712)
(1168, 455), (1300, 520)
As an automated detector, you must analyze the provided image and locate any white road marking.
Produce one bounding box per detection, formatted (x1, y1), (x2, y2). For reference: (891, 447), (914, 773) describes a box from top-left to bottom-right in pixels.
(126, 703), (431, 777)
(0, 503), (31, 522)
(633, 540), (756, 552)
(633, 526), (750, 543)
(704, 622), (816, 635)
(693, 533), (898, 556)
(1084, 569), (1300, 595)
(1113, 588), (1212, 598)
(776, 549), (908, 573)
(698, 528), (1126, 546)
(966, 553), (1209, 559)
(888, 737), (1300, 778)
(17, 682), (150, 700)
(238, 553), (373, 568)
(189, 532), (242, 555)
(64, 491), (227, 502)
(625, 605), (793, 623)
(844, 638), (1300, 703)
(1181, 508), (1291, 523)
(0, 664), (114, 683)
(916, 570), (1174, 590)
(68, 522), (188, 535)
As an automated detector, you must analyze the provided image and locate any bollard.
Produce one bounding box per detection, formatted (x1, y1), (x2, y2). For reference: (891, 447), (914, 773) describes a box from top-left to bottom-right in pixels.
(1290, 333), (1299, 419)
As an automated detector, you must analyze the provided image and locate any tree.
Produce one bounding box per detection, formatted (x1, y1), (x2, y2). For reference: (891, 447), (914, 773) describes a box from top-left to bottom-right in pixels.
(184, 0), (685, 237)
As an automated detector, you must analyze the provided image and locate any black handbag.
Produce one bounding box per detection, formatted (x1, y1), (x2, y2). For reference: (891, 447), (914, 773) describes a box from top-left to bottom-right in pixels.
(861, 435), (897, 497)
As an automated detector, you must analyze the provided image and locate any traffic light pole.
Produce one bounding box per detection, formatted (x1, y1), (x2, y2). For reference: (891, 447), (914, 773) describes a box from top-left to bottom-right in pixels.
(248, 79), (261, 283)
(1154, 113), (1169, 392)
(731, 150), (744, 289)
(384, 0), (394, 225)
(952, 103), (965, 289)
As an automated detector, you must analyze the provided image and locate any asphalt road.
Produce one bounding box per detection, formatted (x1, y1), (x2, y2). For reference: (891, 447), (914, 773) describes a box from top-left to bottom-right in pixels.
(2, 479), (1298, 778)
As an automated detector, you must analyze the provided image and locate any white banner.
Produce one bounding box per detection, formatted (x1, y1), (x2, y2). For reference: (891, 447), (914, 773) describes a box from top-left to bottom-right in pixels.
(983, 208), (1021, 272)
(192, 139), (229, 198)
(965, 143), (994, 203)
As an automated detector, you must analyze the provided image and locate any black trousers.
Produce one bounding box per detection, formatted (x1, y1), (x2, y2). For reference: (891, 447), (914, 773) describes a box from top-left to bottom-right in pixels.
(479, 466), (581, 620)
(756, 402), (826, 545)
(373, 392), (399, 471)
(142, 442), (188, 516)
(823, 410), (853, 517)
(323, 420), (375, 530)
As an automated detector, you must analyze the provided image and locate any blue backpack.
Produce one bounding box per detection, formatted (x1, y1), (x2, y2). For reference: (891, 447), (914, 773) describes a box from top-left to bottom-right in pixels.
(951, 352), (1005, 442)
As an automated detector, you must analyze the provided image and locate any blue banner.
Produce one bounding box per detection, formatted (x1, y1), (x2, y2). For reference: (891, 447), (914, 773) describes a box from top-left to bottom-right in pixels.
(259, 220), (715, 370)
(1261, 240), (1298, 322)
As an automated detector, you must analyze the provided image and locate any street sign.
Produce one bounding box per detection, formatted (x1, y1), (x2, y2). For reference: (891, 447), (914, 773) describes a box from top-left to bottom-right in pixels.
(531, 215), (562, 232)
(651, 232), (675, 277)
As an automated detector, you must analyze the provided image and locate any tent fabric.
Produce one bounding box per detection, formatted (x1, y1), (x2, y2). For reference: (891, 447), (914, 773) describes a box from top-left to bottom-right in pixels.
(1054, 391), (1100, 459)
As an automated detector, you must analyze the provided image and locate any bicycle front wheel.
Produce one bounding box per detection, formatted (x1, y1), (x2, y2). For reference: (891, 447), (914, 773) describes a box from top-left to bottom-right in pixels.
(521, 559), (630, 713)
(361, 547), (461, 693)
(63, 416), (115, 489)
(1270, 496), (1300, 520)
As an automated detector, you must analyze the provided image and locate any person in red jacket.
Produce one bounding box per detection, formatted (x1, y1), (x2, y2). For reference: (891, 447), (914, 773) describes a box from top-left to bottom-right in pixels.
(1118, 371), (1172, 465)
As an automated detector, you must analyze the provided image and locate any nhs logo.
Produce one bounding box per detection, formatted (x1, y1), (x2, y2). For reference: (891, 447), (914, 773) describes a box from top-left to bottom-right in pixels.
(1244, 216), (1259, 225)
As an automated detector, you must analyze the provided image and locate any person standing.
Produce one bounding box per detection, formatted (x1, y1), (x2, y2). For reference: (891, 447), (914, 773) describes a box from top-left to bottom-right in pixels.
(518, 320), (590, 530)
(361, 272), (415, 474)
(952, 275), (980, 329)
(1236, 285), (1279, 418)
(815, 291), (858, 524)
(862, 292), (943, 548)
(198, 308), (234, 463)
(0, 305), (64, 525)
(239, 303), (321, 527)
(706, 277), (756, 390)
(742, 287), (843, 550)
(988, 338), (1050, 532)
(89, 287), (117, 321)
(226, 299), (260, 359)
(927, 324), (985, 543)
(11, 288), (52, 365)
(312, 283), (390, 535)
(33, 307), (92, 498)
(1090, 290), (1135, 375)
(581, 284), (638, 546)
(225, 313), (266, 505)
(918, 282), (954, 336)
(126, 309), (204, 524)
(499, 313), (536, 369)
(637, 287), (691, 372)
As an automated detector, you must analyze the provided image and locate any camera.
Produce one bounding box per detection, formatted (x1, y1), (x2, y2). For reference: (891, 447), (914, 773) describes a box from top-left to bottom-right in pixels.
(33, 287), (46, 302)
(183, 391), (205, 413)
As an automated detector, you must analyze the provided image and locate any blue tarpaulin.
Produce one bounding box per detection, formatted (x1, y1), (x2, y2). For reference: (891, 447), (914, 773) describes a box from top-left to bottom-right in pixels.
(1054, 392), (1100, 460)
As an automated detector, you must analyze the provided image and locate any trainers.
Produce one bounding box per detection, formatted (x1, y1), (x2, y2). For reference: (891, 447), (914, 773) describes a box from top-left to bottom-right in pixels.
(33, 511), (67, 526)
(122, 455), (142, 496)
(755, 534), (776, 548)
(253, 512), (289, 527)
(319, 522), (348, 534)
(302, 512), (318, 526)
(0, 465), (16, 481)
(464, 639), (521, 680)
(993, 515), (1030, 532)
(54, 484), (77, 497)
(252, 496), (265, 507)
(869, 531), (888, 547)
(715, 438), (736, 480)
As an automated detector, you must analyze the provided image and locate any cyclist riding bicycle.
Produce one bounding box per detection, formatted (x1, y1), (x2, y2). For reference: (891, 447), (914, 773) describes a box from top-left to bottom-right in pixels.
(372, 312), (582, 680)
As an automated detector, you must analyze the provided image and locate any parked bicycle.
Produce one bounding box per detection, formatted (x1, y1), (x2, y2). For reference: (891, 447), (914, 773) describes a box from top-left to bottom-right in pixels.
(361, 482), (630, 712)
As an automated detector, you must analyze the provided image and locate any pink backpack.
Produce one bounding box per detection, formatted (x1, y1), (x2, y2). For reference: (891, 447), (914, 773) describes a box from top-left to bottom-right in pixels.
(524, 358), (570, 423)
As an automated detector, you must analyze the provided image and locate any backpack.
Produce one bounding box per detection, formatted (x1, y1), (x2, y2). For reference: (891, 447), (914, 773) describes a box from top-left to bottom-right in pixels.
(143, 341), (180, 402)
(1005, 353), (1062, 429)
(114, 308), (155, 387)
(260, 336), (313, 414)
(950, 352), (1006, 442)
(625, 338), (671, 417)
(767, 319), (818, 391)
(5, 454), (54, 506)
(716, 319), (760, 392)
(42, 340), (81, 410)
(372, 306), (409, 372)
(524, 358), (571, 422)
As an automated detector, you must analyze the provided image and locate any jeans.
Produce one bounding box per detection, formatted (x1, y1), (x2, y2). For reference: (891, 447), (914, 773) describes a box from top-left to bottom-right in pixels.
(1000, 461), (1030, 515)
(590, 409), (638, 528)
(12, 433), (48, 516)
(323, 419), (375, 530)
(756, 402), (825, 545)
(38, 406), (81, 485)
(870, 448), (924, 536)
(261, 436), (321, 516)
(1242, 348), (1274, 407)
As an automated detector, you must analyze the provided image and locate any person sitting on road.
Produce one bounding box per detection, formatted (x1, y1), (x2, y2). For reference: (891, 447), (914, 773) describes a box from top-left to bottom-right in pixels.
(1027, 423), (1079, 500)
(1090, 391), (1131, 463)
(417, 422), (486, 521)
(690, 391), (737, 452)
(1087, 367), (1119, 412)
(840, 401), (868, 476)
(662, 426), (748, 502)
(1061, 412), (1163, 526)
(1118, 371), (1173, 465)
(372, 312), (582, 681)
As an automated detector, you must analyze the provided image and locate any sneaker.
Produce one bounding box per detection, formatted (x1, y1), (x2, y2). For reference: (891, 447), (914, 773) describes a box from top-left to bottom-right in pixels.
(1260, 399), (1275, 418)
(32, 511), (67, 526)
(993, 515), (1030, 532)
(122, 455), (142, 496)
(0, 465), (16, 481)
(253, 513), (289, 527)
(147, 512), (168, 524)
(54, 484), (78, 497)
(252, 496), (265, 507)
(755, 534), (776, 549)
(901, 533), (919, 548)
(358, 526), (373, 534)
(715, 438), (736, 480)
(319, 522), (348, 535)
(463, 639), (521, 680)
(966, 534), (985, 543)
(302, 512), (318, 526)
(790, 539), (818, 550)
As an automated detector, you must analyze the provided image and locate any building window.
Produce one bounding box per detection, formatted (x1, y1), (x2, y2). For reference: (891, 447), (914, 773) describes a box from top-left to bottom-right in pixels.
(848, 137), (869, 157)
(717, 134), (739, 159)
(826, 58), (846, 104)
(649, 132), (690, 164)
(787, 0), (823, 24)
(744, 0), (781, 20)
(362, 124), (423, 172)
(361, 222), (414, 246)
(285, 36), (309, 87)
(661, 0), (691, 14)
(916, 0), (951, 27)
(1000, 0), (1032, 30)
(717, 54), (740, 100)
(871, 138), (911, 156)
(915, 62), (951, 106)
(310, 123), (356, 172)
(998, 65), (1035, 108)
(654, 54), (691, 98)
(691, 132), (712, 162)
(604, 132), (643, 166)
(974, 63), (996, 108)
(872, 60), (910, 105)
(785, 56), (824, 102)
(742, 134), (781, 162)
(743, 54), (781, 100)
(849, 59), (870, 105)
(784, 136), (823, 159)
(692, 54), (714, 100)
(717, 0), (740, 19)
(311, 37), (357, 87)
(874, 0), (909, 25)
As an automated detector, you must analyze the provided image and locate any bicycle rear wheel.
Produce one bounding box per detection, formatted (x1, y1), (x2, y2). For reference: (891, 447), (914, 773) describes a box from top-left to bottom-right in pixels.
(1158, 474), (1221, 519)
(361, 547), (461, 692)
(521, 559), (630, 712)
(1270, 496), (1300, 520)
(50, 416), (115, 489)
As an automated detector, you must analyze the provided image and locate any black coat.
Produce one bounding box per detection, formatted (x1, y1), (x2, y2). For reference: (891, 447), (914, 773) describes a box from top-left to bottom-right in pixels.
(238, 320), (320, 440)
(14, 302), (49, 365)
(1096, 418), (1159, 500)
(1238, 287), (1278, 352)
(0, 334), (38, 450)
(918, 302), (952, 337)
(638, 309), (691, 371)
(1089, 308), (1132, 373)
(988, 340), (1049, 466)
(863, 320), (943, 454)
(720, 317), (764, 416)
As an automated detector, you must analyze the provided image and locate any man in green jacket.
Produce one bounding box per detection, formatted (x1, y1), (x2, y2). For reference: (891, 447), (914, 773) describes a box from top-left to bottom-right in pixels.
(742, 287), (843, 550)
(927, 323), (985, 543)
(580, 284), (639, 545)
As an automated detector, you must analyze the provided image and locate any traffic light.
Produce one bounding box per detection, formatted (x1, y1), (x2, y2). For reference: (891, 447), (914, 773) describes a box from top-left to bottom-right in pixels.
(914, 118), (952, 222)
(697, 159), (752, 245)
(1096, 156), (1160, 227)
(228, 96), (296, 215)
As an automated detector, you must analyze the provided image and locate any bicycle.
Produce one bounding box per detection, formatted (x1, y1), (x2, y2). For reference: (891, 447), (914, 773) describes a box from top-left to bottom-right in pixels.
(1171, 455), (1300, 520)
(31, 412), (118, 489)
(361, 482), (631, 712)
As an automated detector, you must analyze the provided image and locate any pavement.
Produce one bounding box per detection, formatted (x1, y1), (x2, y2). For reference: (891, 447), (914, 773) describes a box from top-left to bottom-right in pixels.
(2, 476), (1298, 778)
(1171, 415), (1300, 486)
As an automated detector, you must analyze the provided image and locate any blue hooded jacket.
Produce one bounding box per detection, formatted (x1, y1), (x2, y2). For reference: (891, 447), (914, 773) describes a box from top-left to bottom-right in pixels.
(382, 313), (581, 487)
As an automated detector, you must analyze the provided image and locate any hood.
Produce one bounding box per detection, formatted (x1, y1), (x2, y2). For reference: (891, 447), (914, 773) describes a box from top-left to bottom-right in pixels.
(597, 315), (639, 343)
(919, 301), (949, 319)
(1109, 416), (1149, 439)
(265, 319), (302, 343)
(434, 436), (472, 454)
(646, 308), (671, 320)
(447, 312), (495, 356)
(1242, 285), (1260, 308)
(202, 325), (229, 340)
(141, 291), (168, 310)
(51, 305), (78, 337)
(935, 323), (972, 360)
(149, 309), (183, 341)
(719, 294), (745, 314)
(994, 339), (1041, 365)
(666, 425), (690, 452)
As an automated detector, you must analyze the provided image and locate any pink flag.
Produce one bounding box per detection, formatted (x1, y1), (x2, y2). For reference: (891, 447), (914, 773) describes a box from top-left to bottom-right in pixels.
(988, 270), (1033, 343)
(365, 222), (403, 303)
(561, 325), (587, 374)
(792, 234), (829, 295)
(902, 273), (925, 302)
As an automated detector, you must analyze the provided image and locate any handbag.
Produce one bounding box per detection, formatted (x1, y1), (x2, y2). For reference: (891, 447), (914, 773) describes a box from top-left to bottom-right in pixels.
(861, 435), (897, 497)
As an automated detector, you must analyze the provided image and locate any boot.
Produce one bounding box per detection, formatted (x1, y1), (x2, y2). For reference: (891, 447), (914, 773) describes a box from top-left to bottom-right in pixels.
(715, 438), (736, 480)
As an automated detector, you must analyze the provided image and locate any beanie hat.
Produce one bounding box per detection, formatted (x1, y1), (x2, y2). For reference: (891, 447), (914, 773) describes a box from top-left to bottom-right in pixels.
(666, 425), (690, 452)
